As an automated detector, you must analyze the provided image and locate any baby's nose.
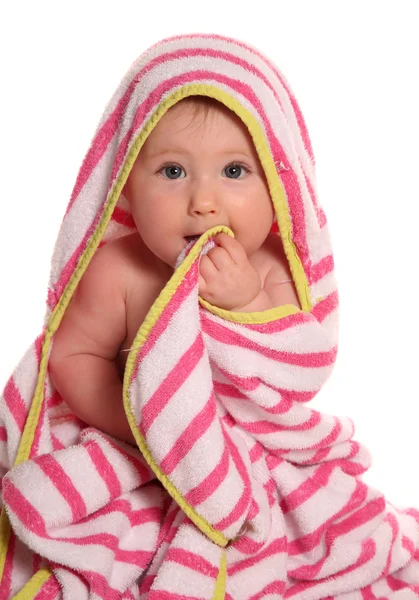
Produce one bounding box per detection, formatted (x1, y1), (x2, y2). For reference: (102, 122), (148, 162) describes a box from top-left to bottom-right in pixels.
(189, 186), (220, 215)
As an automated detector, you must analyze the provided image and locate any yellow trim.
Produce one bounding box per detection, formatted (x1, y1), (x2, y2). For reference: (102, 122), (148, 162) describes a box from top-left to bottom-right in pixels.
(212, 551), (227, 599)
(0, 510), (11, 584)
(199, 296), (300, 323)
(12, 568), (52, 599)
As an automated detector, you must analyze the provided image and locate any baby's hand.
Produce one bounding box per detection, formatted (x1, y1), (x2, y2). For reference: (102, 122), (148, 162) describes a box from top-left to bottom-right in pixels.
(198, 233), (261, 310)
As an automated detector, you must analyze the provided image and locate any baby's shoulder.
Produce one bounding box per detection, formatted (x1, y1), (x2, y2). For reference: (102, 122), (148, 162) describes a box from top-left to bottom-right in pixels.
(94, 233), (156, 278)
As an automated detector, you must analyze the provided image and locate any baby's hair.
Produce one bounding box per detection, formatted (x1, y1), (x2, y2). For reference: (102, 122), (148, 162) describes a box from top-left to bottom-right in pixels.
(171, 95), (230, 133)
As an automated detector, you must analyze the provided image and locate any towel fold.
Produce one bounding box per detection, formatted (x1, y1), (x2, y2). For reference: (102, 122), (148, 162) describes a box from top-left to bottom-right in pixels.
(2, 231), (419, 598)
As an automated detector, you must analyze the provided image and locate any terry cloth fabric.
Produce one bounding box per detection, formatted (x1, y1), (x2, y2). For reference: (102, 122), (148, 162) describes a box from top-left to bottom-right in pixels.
(1, 33), (419, 600)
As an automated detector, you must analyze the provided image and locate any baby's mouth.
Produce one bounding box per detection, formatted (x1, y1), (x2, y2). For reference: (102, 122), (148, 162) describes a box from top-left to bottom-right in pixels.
(184, 234), (202, 245)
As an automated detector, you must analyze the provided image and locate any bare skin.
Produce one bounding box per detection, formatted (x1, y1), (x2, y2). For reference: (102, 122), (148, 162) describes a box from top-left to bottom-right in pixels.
(49, 100), (300, 446)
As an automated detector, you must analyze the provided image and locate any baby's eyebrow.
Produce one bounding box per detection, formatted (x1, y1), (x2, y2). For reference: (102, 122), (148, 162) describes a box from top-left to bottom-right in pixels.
(147, 147), (190, 158)
(147, 148), (253, 160)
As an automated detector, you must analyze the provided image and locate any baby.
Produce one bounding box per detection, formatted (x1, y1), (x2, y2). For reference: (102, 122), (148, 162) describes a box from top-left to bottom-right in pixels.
(49, 96), (300, 445)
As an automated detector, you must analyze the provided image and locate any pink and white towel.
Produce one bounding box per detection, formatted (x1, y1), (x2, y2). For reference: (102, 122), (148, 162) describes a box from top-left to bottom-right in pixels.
(1, 33), (419, 599)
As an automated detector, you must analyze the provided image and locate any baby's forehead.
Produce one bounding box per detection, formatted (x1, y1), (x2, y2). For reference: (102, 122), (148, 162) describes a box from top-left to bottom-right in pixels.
(141, 97), (258, 156)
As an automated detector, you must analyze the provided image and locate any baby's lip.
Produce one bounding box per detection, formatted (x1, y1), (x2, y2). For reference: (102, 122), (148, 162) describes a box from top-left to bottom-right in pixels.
(184, 234), (203, 242)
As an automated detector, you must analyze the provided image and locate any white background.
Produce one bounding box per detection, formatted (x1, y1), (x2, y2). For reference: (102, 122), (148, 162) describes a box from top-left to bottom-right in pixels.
(0, 2), (418, 505)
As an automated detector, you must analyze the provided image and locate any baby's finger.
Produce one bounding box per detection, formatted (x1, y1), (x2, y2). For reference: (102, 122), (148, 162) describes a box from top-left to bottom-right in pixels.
(199, 254), (218, 280)
(205, 246), (231, 271)
(198, 273), (207, 293)
(213, 232), (246, 264)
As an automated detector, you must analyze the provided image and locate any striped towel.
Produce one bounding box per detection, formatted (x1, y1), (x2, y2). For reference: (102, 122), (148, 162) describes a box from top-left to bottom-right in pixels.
(1, 33), (419, 599)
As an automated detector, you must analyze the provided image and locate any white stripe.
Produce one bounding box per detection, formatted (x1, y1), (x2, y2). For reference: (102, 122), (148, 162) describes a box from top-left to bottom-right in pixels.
(208, 338), (334, 391)
(12, 343), (38, 409)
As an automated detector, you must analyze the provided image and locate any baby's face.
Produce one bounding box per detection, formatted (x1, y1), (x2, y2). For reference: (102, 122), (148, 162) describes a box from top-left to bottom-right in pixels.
(123, 100), (275, 268)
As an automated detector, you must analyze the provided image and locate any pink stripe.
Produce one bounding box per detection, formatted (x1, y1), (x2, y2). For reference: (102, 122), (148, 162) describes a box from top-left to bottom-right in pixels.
(33, 576), (62, 600)
(267, 388), (317, 406)
(0, 425), (7, 442)
(165, 547), (218, 577)
(64, 81), (137, 216)
(213, 380), (247, 399)
(266, 416), (345, 459)
(361, 586), (379, 600)
(3, 480), (49, 538)
(155, 501), (179, 547)
(92, 498), (162, 528)
(160, 391), (216, 475)
(233, 530), (266, 555)
(138, 573), (155, 595)
(279, 462), (335, 514)
(311, 254), (334, 284)
(111, 205), (136, 228)
(29, 393), (47, 458)
(300, 156), (327, 232)
(148, 591), (203, 600)
(312, 290), (339, 324)
(249, 580), (286, 600)
(53, 209), (104, 303)
(37, 454), (87, 522)
(214, 365), (259, 393)
(98, 434), (155, 484)
(185, 445), (229, 506)
(3, 377), (28, 433)
(51, 433), (66, 451)
(215, 378), (316, 408)
(387, 573), (419, 593)
(0, 529), (15, 600)
(214, 431), (252, 531)
(229, 536), (286, 575)
(34, 334), (44, 367)
(85, 440), (122, 499)
(203, 316), (337, 368)
(248, 441), (264, 463)
(221, 309), (310, 335)
(233, 409), (321, 436)
(140, 333), (205, 433)
(380, 513), (400, 578)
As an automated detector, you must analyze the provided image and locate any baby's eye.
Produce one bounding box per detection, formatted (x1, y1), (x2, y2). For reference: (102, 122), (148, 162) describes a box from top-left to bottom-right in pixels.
(223, 163), (249, 179)
(159, 164), (186, 179)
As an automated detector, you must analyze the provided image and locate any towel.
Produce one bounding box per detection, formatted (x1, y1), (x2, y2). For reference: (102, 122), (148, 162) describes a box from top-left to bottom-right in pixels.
(1, 33), (419, 599)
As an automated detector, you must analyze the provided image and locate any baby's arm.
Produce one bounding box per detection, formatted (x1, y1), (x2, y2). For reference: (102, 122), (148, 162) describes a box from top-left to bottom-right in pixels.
(49, 242), (136, 445)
